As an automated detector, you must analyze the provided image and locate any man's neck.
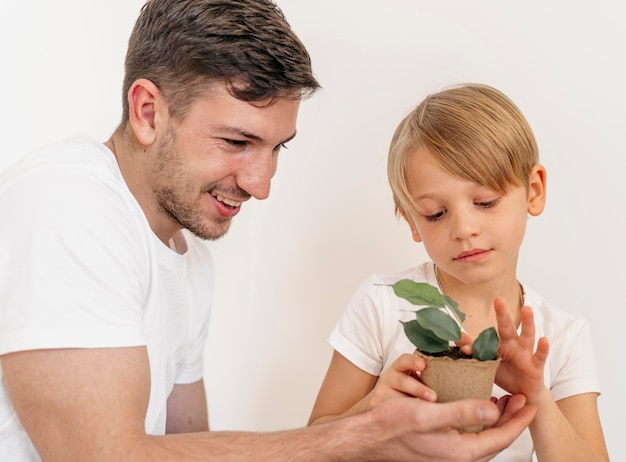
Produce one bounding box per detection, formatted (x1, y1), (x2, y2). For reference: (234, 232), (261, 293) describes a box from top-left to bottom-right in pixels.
(104, 129), (180, 245)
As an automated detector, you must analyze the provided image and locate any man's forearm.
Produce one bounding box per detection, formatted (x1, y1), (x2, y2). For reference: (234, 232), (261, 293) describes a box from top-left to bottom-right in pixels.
(132, 417), (369, 462)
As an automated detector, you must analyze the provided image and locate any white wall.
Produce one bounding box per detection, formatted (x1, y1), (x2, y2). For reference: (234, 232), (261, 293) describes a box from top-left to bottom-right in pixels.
(3, 1), (623, 459)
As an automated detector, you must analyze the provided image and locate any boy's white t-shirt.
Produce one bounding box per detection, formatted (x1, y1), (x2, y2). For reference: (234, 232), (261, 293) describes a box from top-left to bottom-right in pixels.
(329, 262), (602, 462)
(0, 134), (213, 459)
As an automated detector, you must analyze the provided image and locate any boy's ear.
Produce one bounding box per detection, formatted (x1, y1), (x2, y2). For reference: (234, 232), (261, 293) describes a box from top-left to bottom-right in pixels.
(127, 78), (167, 146)
(399, 208), (423, 243)
(527, 164), (547, 216)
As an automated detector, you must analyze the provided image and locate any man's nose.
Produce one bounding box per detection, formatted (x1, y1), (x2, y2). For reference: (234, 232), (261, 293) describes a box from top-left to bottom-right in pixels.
(236, 149), (277, 200)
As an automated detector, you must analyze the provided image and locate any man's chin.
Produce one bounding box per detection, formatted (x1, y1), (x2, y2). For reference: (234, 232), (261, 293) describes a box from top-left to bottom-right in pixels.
(186, 219), (232, 241)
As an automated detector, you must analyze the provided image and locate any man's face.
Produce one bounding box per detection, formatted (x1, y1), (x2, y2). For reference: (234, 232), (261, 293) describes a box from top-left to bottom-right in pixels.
(151, 84), (300, 241)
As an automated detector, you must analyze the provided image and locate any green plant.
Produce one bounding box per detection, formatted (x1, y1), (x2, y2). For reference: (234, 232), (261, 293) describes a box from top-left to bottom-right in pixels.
(385, 279), (499, 361)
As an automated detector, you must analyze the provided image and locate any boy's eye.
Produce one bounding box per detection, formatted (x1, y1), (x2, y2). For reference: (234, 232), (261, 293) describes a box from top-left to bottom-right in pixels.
(425, 210), (446, 222)
(476, 198), (500, 208)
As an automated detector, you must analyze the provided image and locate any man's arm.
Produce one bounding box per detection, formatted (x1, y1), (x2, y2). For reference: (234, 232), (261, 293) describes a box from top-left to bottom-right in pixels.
(2, 347), (150, 460)
(2, 346), (536, 461)
(166, 380), (209, 434)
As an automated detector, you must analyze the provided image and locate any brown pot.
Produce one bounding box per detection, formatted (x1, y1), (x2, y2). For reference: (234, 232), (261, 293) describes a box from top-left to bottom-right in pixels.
(415, 350), (501, 433)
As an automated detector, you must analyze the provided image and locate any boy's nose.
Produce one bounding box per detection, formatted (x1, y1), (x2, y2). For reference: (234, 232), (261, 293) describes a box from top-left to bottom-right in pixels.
(450, 211), (480, 240)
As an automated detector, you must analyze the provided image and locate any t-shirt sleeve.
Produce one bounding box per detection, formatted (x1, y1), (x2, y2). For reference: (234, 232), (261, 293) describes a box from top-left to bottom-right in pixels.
(328, 275), (387, 376)
(0, 166), (150, 354)
(546, 314), (602, 400)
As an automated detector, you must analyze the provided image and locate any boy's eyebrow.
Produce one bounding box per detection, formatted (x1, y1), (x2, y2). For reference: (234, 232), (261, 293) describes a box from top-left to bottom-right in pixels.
(413, 182), (496, 201)
(412, 192), (440, 202)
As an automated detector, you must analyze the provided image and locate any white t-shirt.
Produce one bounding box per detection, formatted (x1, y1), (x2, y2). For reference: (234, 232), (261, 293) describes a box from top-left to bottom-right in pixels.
(329, 261), (601, 462)
(0, 134), (213, 460)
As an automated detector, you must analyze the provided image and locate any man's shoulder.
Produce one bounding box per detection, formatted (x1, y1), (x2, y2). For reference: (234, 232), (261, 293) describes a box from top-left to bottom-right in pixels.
(2, 134), (118, 181)
(0, 133), (138, 216)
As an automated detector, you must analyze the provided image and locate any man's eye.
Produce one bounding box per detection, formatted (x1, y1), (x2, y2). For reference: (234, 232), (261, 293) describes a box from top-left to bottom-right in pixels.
(425, 210), (446, 222)
(224, 139), (247, 147)
(273, 143), (289, 152)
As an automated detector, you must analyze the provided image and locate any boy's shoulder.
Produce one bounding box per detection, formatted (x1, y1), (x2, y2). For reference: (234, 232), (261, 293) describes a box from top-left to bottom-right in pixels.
(367, 261), (434, 285)
(523, 285), (589, 337)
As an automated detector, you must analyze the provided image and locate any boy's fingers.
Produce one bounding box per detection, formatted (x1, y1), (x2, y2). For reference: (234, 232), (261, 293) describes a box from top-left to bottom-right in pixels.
(494, 297), (517, 340)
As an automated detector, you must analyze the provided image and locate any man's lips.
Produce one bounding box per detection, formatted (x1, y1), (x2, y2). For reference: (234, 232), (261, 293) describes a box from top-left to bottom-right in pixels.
(212, 192), (242, 207)
(209, 192), (246, 218)
(454, 249), (491, 262)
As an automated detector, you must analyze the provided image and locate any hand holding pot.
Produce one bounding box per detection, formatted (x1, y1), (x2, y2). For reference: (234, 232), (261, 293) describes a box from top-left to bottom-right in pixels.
(366, 353), (437, 410)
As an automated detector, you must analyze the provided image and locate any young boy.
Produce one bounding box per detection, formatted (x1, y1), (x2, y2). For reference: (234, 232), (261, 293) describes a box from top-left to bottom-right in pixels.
(308, 84), (609, 461)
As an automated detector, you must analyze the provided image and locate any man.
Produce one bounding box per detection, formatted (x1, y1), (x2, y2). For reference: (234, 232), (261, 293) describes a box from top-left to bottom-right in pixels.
(0, 0), (536, 460)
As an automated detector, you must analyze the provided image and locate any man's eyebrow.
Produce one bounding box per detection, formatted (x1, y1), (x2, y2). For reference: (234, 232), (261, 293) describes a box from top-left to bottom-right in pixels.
(219, 127), (297, 146)
(280, 131), (297, 145)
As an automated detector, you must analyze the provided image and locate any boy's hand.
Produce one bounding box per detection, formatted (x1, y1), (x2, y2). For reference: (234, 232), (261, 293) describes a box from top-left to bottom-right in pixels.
(367, 353), (437, 410)
(493, 297), (550, 404)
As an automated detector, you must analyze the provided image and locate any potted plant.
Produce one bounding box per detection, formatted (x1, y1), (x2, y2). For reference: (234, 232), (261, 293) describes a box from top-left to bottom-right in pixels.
(385, 279), (501, 432)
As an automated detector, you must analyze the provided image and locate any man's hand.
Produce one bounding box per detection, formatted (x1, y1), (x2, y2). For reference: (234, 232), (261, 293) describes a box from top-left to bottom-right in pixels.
(363, 394), (536, 462)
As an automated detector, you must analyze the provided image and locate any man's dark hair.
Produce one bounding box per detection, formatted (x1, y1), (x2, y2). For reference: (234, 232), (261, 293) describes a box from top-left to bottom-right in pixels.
(121, 0), (320, 123)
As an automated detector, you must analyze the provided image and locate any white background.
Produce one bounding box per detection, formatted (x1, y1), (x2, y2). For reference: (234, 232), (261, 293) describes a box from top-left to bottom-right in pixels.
(2, 1), (623, 459)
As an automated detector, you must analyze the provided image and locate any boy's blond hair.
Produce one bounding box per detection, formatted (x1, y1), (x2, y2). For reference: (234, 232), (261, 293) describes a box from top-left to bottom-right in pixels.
(388, 83), (538, 217)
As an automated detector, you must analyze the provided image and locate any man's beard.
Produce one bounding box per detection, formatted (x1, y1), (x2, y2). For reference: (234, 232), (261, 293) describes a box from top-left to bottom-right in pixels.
(152, 128), (233, 241)
(157, 187), (232, 241)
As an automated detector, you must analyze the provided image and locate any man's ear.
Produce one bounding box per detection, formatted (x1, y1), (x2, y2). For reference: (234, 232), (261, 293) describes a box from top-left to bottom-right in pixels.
(399, 208), (423, 243)
(527, 164), (547, 216)
(127, 78), (166, 146)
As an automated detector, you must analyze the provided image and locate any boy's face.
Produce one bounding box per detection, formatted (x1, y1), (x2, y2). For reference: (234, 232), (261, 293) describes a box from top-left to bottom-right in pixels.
(401, 147), (545, 286)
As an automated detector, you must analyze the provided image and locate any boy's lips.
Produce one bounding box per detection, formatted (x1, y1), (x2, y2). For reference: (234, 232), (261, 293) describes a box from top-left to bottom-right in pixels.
(454, 249), (491, 262)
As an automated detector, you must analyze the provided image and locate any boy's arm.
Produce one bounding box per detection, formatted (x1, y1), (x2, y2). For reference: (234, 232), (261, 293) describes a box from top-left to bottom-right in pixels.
(529, 391), (609, 462)
(309, 351), (435, 425)
(2, 345), (536, 462)
(494, 299), (609, 461)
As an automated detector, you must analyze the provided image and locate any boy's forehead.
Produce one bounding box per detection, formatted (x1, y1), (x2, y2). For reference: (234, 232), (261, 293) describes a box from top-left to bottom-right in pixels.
(407, 147), (492, 191)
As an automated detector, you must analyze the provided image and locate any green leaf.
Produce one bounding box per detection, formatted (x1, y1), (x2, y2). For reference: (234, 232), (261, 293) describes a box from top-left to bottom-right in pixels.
(414, 308), (461, 342)
(472, 327), (500, 361)
(401, 320), (450, 353)
(391, 279), (446, 308)
(442, 294), (465, 323)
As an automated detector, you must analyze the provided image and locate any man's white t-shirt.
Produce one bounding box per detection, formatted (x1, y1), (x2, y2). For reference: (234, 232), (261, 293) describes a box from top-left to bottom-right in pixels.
(0, 134), (213, 459)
